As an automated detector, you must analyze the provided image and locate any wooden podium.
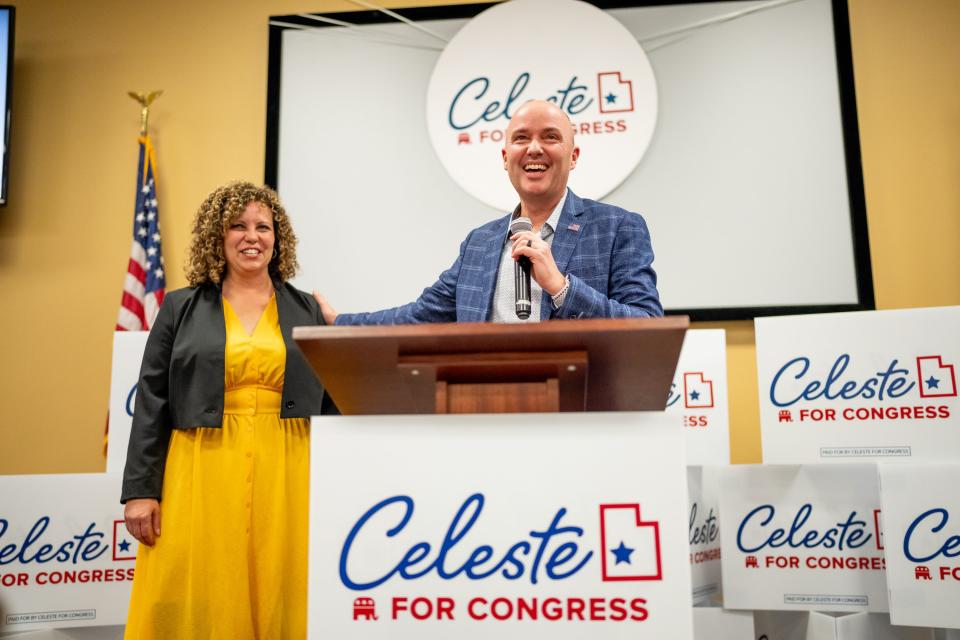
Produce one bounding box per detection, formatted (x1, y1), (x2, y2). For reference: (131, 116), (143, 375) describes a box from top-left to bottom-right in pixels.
(294, 317), (688, 415)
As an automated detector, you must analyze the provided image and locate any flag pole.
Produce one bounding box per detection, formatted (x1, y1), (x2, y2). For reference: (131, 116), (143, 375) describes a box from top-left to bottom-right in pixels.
(127, 90), (163, 135)
(109, 90), (167, 460)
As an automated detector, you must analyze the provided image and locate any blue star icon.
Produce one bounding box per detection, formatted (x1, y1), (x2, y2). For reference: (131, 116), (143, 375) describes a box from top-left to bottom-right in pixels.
(926, 376), (940, 389)
(605, 92), (617, 104)
(118, 540), (131, 552)
(690, 390), (700, 401)
(611, 541), (634, 565)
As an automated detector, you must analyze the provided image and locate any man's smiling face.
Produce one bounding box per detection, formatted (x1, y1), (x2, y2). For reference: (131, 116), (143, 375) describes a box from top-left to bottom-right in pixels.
(502, 100), (579, 209)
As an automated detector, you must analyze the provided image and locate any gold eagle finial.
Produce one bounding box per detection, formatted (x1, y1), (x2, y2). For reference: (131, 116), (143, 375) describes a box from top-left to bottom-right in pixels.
(128, 90), (163, 135)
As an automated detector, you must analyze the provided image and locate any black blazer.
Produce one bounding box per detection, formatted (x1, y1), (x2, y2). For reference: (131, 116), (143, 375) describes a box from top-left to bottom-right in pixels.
(121, 281), (335, 503)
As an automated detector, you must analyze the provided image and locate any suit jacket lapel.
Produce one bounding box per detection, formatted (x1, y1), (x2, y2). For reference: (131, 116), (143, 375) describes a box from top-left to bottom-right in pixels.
(540, 190), (584, 320)
(551, 189), (584, 275)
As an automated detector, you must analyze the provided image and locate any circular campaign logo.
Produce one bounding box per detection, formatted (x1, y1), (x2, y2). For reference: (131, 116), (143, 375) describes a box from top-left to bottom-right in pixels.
(426, 0), (658, 212)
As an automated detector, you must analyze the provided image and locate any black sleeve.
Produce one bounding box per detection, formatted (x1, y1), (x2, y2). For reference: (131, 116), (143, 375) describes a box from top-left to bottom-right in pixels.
(120, 296), (176, 503)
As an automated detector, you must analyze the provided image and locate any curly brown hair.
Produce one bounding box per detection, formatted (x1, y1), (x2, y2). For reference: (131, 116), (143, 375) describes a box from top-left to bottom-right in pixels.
(185, 182), (299, 286)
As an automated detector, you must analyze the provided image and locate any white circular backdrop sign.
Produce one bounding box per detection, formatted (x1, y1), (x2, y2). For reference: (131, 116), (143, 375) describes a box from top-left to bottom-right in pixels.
(426, 0), (658, 211)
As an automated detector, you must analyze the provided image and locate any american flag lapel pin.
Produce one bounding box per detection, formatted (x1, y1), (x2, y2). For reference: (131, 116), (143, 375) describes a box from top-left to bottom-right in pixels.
(567, 223), (580, 232)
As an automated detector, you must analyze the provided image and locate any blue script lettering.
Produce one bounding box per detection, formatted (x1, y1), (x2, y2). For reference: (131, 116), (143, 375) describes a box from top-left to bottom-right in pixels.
(0, 517), (108, 565)
(126, 383), (137, 417)
(544, 76), (594, 115)
(449, 73), (529, 131)
(736, 504), (872, 553)
(689, 502), (719, 546)
(903, 508), (960, 563)
(769, 354), (915, 407)
(339, 493), (592, 591)
(448, 73), (595, 130)
(666, 382), (680, 408)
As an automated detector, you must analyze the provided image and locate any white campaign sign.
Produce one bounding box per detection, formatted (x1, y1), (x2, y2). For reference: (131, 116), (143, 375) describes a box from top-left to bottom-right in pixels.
(687, 466), (722, 606)
(753, 611), (932, 640)
(666, 329), (730, 465)
(755, 306), (960, 464)
(719, 465), (887, 612)
(0, 474), (134, 632)
(308, 412), (693, 639)
(833, 612), (933, 640)
(106, 332), (148, 473)
(878, 463), (960, 630)
(692, 607), (753, 639)
(753, 610), (818, 640)
(425, 0), (657, 211)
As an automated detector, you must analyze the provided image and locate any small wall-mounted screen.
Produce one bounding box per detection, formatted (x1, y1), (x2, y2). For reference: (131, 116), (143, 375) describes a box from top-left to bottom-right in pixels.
(0, 6), (14, 206)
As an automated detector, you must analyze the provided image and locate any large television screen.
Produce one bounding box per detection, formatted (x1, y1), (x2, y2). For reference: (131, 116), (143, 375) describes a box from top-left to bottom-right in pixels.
(0, 6), (13, 206)
(266, 0), (872, 321)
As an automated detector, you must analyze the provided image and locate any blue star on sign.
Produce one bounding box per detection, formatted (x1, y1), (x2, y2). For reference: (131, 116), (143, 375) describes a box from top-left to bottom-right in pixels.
(926, 376), (940, 389)
(605, 92), (617, 104)
(690, 390), (700, 401)
(118, 540), (131, 552)
(611, 541), (634, 565)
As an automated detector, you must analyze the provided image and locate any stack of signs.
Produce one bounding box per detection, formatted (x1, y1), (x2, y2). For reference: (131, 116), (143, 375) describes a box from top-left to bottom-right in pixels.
(754, 307), (959, 465)
(691, 607), (753, 639)
(665, 329), (730, 466)
(0, 474), (135, 632)
(826, 613), (933, 640)
(687, 467), (723, 606)
(878, 463), (960, 630)
(308, 412), (693, 639)
(753, 306), (960, 631)
(754, 611), (933, 640)
(718, 465), (886, 613)
(664, 330), (729, 606)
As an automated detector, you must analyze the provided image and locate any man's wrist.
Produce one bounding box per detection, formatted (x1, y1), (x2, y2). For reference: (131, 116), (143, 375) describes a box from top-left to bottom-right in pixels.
(551, 274), (571, 309)
(544, 272), (567, 297)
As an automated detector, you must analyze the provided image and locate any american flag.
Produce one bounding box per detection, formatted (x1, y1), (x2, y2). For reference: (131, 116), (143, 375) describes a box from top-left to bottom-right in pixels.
(116, 135), (165, 330)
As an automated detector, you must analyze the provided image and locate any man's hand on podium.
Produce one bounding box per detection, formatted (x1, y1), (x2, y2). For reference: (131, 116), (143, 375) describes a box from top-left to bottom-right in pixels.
(313, 291), (338, 325)
(124, 498), (161, 546)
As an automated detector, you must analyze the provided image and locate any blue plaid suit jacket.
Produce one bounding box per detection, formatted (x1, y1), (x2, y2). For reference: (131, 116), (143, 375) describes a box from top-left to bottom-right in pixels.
(336, 190), (662, 324)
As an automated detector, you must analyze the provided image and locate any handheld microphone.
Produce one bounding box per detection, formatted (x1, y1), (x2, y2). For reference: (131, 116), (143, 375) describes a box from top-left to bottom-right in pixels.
(509, 216), (533, 320)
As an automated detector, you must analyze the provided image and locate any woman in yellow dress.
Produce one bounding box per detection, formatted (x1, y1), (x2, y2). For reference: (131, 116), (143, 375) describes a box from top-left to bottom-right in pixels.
(121, 182), (334, 639)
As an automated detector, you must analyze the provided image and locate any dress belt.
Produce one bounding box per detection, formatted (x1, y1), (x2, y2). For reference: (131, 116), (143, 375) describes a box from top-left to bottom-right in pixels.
(223, 386), (282, 415)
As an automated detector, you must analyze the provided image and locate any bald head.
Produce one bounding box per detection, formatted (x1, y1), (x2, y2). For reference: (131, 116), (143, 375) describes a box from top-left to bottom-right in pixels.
(501, 99), (580, 215)
(506, 100), (576, 141)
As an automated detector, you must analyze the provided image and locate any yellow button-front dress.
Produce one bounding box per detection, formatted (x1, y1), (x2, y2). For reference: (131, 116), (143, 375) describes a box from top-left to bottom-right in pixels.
(125, 296), (309, 639)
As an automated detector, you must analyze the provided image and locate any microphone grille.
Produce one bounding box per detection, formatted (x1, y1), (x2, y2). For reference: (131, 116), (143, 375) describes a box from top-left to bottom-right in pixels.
(509, 216), (533, 235)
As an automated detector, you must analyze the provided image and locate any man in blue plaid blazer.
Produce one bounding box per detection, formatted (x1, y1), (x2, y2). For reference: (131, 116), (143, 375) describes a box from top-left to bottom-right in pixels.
(316, 100), (661, 324)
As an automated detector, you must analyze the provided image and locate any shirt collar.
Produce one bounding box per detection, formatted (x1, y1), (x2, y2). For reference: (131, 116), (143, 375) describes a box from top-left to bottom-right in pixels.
(510, 189), (568, 238)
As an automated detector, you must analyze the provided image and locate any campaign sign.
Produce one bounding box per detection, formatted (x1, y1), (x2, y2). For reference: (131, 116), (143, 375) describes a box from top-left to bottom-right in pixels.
(756, 307), (960, 463)
(719, 465), (887, 612)
(833, 612), (933, 640)
(106, 331), (148, 473)
(692, 607), (753, 639)
(687, 466), (722, 605)
(425, 0), (657, 211)
(666, 329), (730, 465)
(0, 474), (134, 632)
(753, 610), (817, 640)
(309, 412), (693, 639)
(754, 611), (932, 640)
(878, 463), (960, 629)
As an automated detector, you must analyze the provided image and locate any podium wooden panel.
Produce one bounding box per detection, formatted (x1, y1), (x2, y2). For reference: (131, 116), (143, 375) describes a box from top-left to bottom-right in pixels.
(294, 317), (687, 415)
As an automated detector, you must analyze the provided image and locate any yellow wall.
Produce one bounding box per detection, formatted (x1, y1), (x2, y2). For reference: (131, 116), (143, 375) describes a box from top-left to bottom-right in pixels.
(0, 0), (957, 473)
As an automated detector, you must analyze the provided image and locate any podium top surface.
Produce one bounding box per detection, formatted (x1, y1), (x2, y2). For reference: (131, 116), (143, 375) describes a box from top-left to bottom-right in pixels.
(295, 316), (688, 414)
